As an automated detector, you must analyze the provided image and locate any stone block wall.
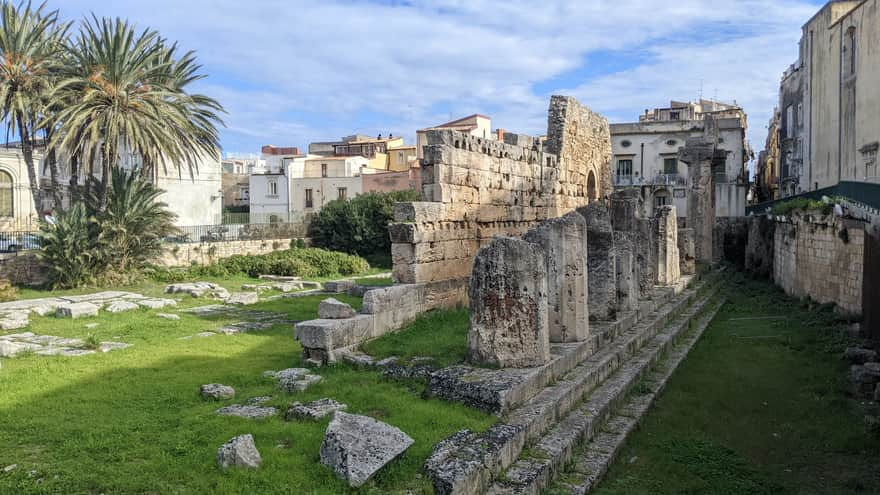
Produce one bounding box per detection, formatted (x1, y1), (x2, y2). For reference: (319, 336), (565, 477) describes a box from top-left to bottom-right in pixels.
(390, 96), (610, 306)
(155, 238), (299, 267)
(0, 253), (49, 287)
(771, 214), (865, 316)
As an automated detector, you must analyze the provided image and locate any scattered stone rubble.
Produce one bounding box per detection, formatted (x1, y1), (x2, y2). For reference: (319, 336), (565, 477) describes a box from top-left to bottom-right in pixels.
(0, 332), (131, 358)
(0, 290), (152, 329)
(265, 368), (324, 393)
(319, 412), (414, 487)
(318, 298), (356, 319)
(286, 398), (347, 421)
(225, 292), (259, 305)
(179, 305), (296, 338)
(217, 434), (261, 469)
(216, 404), (278, 419)
(56, 302), (100, 319)
(200, 384), (235, 400)
(165, 282), (230, 299)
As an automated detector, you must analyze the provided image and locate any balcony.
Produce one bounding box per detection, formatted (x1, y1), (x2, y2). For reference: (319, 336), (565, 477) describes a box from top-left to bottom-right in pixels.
(613, 174), (686, 187)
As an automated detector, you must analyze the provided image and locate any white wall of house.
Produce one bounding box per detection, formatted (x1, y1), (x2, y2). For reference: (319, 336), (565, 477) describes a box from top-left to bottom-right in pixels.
(249, 172), (291, 223)
(155, 152), (223, 226)
(0, 149), (40, 230)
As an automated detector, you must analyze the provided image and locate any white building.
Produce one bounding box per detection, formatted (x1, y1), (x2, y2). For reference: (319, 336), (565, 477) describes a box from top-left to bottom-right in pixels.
(610, 100), (751, 217)
(248, 154), (372, 223)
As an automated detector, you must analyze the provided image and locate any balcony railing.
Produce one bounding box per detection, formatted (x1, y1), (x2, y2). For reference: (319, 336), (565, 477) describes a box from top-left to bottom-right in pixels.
(613, 174), (687, 186)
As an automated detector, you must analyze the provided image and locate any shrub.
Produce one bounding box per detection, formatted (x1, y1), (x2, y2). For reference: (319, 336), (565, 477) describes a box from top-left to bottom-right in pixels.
(38, 169), (178, 288)
(148, 247), (371, 281)
(309, 190), (420, 256)
(0, 279), (18, 302)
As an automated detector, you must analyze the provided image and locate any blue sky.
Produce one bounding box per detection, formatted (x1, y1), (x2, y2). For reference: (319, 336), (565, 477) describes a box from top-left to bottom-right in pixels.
(57, 0), (825, 162)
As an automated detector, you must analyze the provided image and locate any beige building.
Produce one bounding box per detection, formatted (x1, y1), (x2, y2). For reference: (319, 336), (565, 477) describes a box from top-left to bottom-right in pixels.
(795, 0), (880, 191)
(0, 148), (41, 230)
(308, 135), (413, 172)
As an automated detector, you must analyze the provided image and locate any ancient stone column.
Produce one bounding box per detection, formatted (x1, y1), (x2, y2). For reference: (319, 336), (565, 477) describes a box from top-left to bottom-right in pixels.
(523, 212), (589, 343)
(655, 205), (681, 285)
(614, 231), (639, 312)
(576, 202), (617, 321)
(678, 228), (696, 275)
(678, 117), (720, 263)
(467, 237), (550, 368)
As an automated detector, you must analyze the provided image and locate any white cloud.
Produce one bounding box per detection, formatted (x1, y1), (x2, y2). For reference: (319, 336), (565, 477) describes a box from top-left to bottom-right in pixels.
(55, 0), (820, 158)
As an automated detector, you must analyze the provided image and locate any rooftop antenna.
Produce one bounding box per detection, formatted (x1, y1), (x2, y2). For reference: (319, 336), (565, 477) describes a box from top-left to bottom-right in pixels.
(698, 79), (703, 101)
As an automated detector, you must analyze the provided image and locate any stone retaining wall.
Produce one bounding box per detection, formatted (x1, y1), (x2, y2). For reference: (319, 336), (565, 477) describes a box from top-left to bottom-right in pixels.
(0, 252), (49, 287)
(155, 238), (299, 267)
(390, 96), (611, 307)
(771, 213), (865, 316)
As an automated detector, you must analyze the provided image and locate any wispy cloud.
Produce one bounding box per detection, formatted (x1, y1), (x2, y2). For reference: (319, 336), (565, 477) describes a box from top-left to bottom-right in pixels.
(56, 0), (821, 158)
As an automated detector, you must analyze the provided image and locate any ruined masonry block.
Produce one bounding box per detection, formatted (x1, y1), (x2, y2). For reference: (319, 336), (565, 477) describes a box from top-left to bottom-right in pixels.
(614, 232), (639, 313)
(467, 237), (550, 368)
(56, 302), (100, 319)
(523, 211), (589, 343)
(577, 202), (617, 321)
(295, 315), (376, 362)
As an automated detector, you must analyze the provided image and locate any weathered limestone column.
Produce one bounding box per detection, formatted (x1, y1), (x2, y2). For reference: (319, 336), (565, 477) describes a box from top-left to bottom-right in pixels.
(655, 206), (681, 285)
(678, 116), (721, 263)
(614, 231), (639, 312)
(678, 228), (696, 275)
(523, 212), (589, 343)
(467, 237), (550, 368)
(576, 202), (617, 321)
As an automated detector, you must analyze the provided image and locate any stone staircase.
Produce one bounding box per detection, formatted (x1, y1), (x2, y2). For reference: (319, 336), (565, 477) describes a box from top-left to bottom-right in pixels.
(425, 271), (725, 495)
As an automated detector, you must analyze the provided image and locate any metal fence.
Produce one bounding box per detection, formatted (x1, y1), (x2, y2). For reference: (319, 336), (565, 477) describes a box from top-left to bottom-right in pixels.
(0, 231), (40, 253)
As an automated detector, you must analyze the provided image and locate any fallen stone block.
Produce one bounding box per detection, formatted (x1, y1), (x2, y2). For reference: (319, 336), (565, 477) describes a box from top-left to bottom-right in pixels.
(226, 292), (259, 305)
(295, 315), (376, 362)
(0, 340), (41, 357)
(55, 302), (99, 319)
(105, 300), (140, 313)
(318, 298), (356, 319)
(0, 318), (28, 330)
(201, 384), (236, 400)
(324, 280), (356, 293)
(217, 434), (261, 469)
(320, 412), (414, 487)
(97, 342), (131, 353)
(279, 373), (322, 393)
(157, 313), (180, 321)
(286, 398), (347, 421)
(138, 299), (177, 309)
(216, 405), (278, 419)
(270, 368), (310, 381)
(30, 304), (55, 317)
(165, 282), (229, 299)
(845, 347), (878, 365)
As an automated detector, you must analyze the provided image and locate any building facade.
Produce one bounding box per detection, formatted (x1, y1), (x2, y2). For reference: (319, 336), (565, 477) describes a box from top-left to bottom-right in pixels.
(611, 100), (750, 217)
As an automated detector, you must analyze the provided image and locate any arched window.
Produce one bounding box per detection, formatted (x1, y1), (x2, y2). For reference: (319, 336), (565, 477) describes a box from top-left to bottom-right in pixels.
(587, 170), (597, 201)
(0, 171), (13, 217)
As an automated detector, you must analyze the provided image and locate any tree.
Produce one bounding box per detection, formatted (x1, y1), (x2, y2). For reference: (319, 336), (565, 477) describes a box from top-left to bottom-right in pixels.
(47, 15), (224, 208)
(0, 1), (68, 217)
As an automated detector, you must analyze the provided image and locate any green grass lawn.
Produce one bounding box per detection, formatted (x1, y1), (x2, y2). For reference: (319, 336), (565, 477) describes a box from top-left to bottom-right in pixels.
(592, 273), (880, 495)
(361, 309), (469, 368)
(0, 292), (494, 494)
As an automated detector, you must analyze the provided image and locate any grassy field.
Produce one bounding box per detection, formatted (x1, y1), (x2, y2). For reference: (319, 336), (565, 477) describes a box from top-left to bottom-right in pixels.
(0, 289), (494, 494)
(592, 273), (880, 495)
(362, 308), (469, 368)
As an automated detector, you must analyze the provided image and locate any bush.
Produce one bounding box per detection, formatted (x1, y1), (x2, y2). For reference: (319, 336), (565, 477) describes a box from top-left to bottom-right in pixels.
(309, 190), (420, 256)
(147, 247), (371, 281)
(0, 279), (18, 302)
(38, 169), (178, 288)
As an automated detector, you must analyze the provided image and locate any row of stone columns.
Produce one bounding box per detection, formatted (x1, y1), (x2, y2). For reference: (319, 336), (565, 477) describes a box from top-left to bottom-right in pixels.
(467, 192), (682, 368)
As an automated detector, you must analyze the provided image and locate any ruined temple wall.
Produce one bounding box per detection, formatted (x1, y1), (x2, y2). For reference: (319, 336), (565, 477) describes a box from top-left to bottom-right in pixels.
(391, 97), (611, 305)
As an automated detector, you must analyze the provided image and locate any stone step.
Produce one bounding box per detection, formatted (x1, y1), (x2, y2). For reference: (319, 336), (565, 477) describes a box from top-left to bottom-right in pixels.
(553, 297), (727, 494)
(484, 294), (726, 495)
(424, 273), (724, 495)
(426, 275), (699, 416)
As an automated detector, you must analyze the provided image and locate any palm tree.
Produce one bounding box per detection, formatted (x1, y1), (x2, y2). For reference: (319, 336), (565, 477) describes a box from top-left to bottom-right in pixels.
(0, 1), (68, 218)
(47, 16), (224, 209)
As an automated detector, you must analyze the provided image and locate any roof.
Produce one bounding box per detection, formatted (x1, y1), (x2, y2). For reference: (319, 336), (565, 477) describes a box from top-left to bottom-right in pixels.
(418, 113), (491, 132)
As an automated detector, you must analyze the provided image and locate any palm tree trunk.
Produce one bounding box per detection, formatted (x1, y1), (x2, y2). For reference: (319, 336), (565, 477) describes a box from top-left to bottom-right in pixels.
(69, 153), (80, 204)
(47, 147), (62, 211)
(17, 121), (41, 222)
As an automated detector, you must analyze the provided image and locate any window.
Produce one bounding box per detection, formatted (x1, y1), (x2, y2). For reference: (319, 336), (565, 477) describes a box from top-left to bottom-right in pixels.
(321, 163), (328, 178)
(620, 140), (632, 148)
(669, 111), (680, 120)
(845, 27), (856, 76)
(617, 159), (633, 177)
(797, 103), (803, 127)
(663, 157), (678, 174)
(267, 179), (278, 196)
(655, 193), (668, 207)
(785, 105), (794, 139)
(398, 151), (404, 163)
(239, 187), (249, 201)
(666, 139), (677, 146)
(0, 170), (12, 217)
(337, 187), (347, 200)
(304, 188), (313, 208)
